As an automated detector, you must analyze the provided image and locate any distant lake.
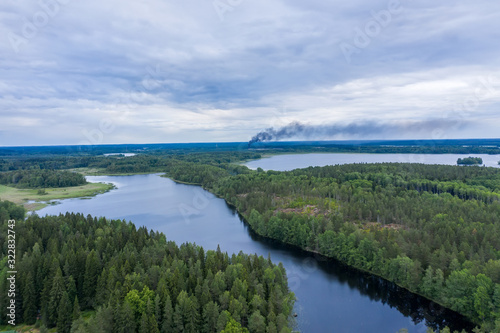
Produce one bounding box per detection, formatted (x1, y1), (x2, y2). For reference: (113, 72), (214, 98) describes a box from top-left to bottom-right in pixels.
(245, 153), (500, 171)
(37, 174), (473, 333)
(103, 153), (136, 157)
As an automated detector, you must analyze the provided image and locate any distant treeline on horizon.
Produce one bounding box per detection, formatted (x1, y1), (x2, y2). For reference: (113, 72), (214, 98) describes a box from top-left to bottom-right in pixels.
(1, 139), (500, 156)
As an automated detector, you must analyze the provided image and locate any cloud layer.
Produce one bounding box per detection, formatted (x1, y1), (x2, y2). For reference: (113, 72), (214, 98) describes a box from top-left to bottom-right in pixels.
(1, 0), (500, 145)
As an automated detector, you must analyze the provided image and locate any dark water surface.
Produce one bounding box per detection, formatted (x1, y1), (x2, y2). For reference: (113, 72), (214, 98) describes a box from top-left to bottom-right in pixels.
(38, 173), (474, 332)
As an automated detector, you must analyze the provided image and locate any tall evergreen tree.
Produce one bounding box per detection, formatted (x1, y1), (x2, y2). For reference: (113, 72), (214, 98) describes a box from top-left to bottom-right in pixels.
(139, 312), (149, 333)
(57, 291), (73, 333)
(83, 250), (101, 309)
(116, 300), (136, 333)
(248, 310), (266, 333)
(149, 314), (160, 333)
(202, 301), (220, 333)
(47, 268), (66, 327)
(154, 294), (162, 323)
(23, 272), (37, 325)
(73, 296), (81, 321)
(161, 295), (174, 333)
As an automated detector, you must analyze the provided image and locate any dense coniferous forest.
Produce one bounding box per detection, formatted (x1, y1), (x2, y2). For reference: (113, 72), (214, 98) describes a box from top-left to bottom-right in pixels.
(162, 160), (500, 331)
(0, 169), (87, 188)
(0, 201), (295, 333)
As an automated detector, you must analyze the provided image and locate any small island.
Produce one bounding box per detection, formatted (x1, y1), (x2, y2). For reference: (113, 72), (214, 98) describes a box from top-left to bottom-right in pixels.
(457, 156), (483, 165)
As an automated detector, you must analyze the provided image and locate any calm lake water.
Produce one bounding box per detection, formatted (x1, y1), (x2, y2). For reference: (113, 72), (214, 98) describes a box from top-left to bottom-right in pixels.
(37, 171), (474, 332)
(245, 153), (500, 171)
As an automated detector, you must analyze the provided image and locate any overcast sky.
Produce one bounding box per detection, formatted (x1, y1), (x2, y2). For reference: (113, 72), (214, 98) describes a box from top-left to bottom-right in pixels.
(1, 0), (500, 146)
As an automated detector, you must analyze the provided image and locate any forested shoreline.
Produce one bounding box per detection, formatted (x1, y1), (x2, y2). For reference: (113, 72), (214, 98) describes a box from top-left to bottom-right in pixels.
(0, 201), (295, 333)
(163, 160), (500, 331)
(0, 169), (87, 188)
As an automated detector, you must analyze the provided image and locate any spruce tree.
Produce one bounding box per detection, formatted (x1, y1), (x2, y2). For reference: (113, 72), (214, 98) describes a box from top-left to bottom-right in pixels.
(161, 295), (173, 333)
(23, 272), (37, 325)
(117, 300), (136, 333)
(83, 250), (100, 308)
(72, 296), (81, 320)
(202, 301), (220, 333)
(248, 310), (266, 333)
(48, 268), (66, 327)
(154, 294), (162, 323)
(149, 314), (160, 333)
(57, 291), (73, 333)
(139, 312), (149, 333)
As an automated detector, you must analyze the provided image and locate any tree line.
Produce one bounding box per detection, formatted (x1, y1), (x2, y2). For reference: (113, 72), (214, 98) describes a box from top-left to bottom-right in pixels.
(0, 169), (87, 188)
(0, 204), (295, 333)
(0, 152), (261, 175)
(1, 140), (499, 157)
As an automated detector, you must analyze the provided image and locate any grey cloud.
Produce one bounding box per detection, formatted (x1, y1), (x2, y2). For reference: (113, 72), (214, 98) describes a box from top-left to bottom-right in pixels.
(0, 0), (499, 144)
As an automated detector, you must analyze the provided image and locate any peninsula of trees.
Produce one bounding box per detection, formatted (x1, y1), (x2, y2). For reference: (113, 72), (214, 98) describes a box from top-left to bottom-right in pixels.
(0, 169), (87, 188)
(0, 201), (295, 333)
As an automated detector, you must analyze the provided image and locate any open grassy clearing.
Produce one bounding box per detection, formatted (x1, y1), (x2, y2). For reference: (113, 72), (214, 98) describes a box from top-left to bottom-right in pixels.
(0, 182), (114, 211)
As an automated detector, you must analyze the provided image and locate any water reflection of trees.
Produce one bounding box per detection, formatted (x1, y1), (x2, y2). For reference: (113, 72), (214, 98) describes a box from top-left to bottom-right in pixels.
(314, 255), (474, 332)
(241, 216), (475, 333)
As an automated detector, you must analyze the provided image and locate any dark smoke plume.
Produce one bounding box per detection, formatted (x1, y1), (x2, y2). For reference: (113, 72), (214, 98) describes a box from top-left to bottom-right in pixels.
(248, 120), (462, 146)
